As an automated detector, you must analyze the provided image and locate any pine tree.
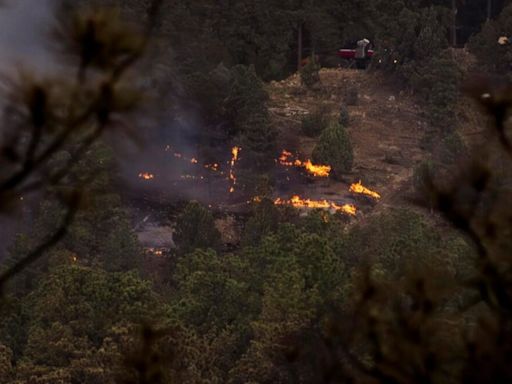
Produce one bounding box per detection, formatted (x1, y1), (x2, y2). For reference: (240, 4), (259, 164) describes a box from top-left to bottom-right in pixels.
(174, 202), (221, 255)
(312, 121), (354, 178)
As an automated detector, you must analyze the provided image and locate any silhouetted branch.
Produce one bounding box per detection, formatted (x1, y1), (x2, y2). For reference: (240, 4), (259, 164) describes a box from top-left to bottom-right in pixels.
(0, 190), (80, 292)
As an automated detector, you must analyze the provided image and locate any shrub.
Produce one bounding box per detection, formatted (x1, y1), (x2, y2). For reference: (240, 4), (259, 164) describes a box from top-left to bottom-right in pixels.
(312, 121), (353, 178)
(338, 104), (350, 127)
(301, 106), (329, 137)
(225, 65), (269, 135)
(300, 56), (321, 89)
(224, 65), (276, 172)
(413, 159), (435, 197)
(242, 198), (280, 247)
(184, 63), (232, 124)
(174, 201), (221, 255)
(438, 130), (467, 165)
(344, 87), (359, 106)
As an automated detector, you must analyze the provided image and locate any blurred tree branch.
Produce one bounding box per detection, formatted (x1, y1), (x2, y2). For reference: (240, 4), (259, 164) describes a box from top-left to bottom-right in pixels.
(329, 77), (512, 383)
(0, 1), (163, 291)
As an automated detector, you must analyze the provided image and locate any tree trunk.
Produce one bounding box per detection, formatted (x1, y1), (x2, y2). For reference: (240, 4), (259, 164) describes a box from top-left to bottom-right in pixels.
(297, 22), (303, 72)
(487, 0), (492, 21)
(451, 0), (457, 46)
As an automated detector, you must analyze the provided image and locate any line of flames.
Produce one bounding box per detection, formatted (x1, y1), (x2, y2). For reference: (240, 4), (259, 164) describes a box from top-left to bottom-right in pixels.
(229, 146), (241, 193)
(349, 180), (381, 199)
(140, 148), (380, 216)
(274, 195), (357, 216)
(278, 150), (331, 178)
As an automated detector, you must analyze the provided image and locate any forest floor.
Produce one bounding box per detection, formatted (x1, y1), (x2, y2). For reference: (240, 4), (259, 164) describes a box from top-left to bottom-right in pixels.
(268, 68), (430, 213)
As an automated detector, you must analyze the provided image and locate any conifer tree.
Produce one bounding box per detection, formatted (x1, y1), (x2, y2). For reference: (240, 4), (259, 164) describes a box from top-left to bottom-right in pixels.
(312, 121), (354, 178)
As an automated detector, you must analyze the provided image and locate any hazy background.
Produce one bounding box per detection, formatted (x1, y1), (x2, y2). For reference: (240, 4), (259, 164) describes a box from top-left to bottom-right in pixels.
(0, 0), (56, 260)
(0, 0), (54, 71)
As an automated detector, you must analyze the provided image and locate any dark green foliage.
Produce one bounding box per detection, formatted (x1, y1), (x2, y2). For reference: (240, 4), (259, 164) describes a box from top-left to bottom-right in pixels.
(377, 5), (449, 77)
(173, 249), (255, 335)
(230, 228), (346, 383)
(0, 343), (12, 383)
(242, 198), (280, 247)
(225, 65), (269, 136)
(1, 263), (164, 383)
(367, 3), (456, 149)
(469, 4), (512, 77)
(300, 56), (321, 89)
(185, 63), (232, 122)
(158, 0), (345, 82)
(174, 202), (221, 255)
(5, 2), (512, 383)
(412, 6), (448, 63)
(413, 159), (435, 196)
(408, 50), (462, 131)
(51, 144), (142, 272)
(438, 130), (467, 165)
(239, 111), (276, 168)
(312, 121), (353, 178)
(225, 65), (276, 170)
(182, 63), (276, 169)
(344, 208), (474, 279)
(3, 144), (142, 295)
(301, 106), (329, 137)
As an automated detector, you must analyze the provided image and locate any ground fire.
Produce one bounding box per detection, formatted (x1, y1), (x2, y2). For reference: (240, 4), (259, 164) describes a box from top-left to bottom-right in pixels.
(278, 149), (331, 177)
(349, 180), (381, 199)
(138, 172), (155, 180)
(229, 146), (241, 193)
(170, 148), (224, 174)
(274, 195), (357, 216)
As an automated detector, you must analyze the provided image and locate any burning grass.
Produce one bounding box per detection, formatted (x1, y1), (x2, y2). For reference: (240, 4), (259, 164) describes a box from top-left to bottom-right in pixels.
(278, 149), (331, 177)
(138, 145), (381, 219)
(274, 195), (357, 216)
(349, 180), (381, 199)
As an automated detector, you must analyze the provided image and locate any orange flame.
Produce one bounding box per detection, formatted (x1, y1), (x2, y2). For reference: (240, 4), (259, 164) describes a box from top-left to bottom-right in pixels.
(167, 146), (222, 175)
(146, 247), (164, 256)
(278, 150), (331, 177)
(138, 172), (155, 180)
(302, 160), (331, 178)
(231, 146), (240, 165)
(349, 180), (381, 199)
(279, 150), (294, 165)
(205, 163), (219, 172)
(274, 195), (356, 216)
(229, 146), (241, 193)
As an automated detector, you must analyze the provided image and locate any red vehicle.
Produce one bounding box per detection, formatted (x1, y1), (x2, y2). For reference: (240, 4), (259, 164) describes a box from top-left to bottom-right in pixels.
(337, 48), (375, 59)
(337, 43), (374, 69)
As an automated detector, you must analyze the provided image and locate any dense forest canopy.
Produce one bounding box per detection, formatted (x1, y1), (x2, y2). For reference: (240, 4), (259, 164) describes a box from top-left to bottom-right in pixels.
(1, 0), (512, 383)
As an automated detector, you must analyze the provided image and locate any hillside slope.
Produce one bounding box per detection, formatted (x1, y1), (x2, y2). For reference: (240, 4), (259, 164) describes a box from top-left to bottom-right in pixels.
(268, 68), (435, 209)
